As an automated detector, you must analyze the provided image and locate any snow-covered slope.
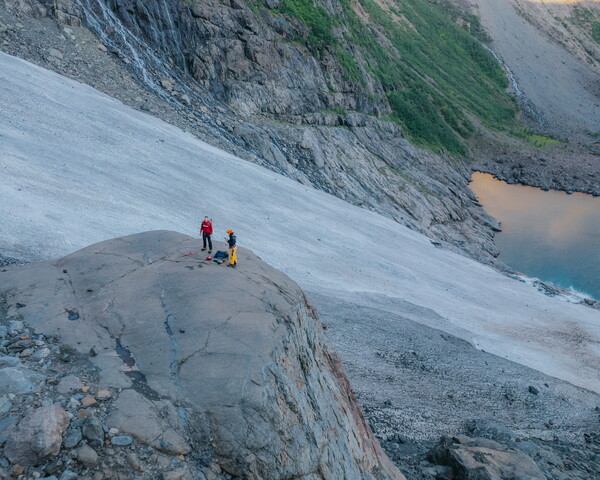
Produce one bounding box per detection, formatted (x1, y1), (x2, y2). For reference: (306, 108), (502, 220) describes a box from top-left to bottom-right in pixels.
(1, 52), (599, 393)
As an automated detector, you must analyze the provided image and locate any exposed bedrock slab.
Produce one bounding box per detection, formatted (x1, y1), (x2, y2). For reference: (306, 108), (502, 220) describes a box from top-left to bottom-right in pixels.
(1, 230), (403, 480)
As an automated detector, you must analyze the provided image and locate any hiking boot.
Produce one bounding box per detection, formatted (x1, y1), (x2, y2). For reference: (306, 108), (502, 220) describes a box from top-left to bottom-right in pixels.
(208, 250), (212, 253)
(227, 263), (235, 268)
(201, 248), (206, 251)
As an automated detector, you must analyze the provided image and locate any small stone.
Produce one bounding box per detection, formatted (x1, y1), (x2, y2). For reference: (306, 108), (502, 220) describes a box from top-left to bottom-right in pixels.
(160, 79), (173, 91)
(4, 405), (69, 465)
(81, 395), (96, 407)
(48, 48), (63, 60)
(19, 347), (34, 357)
(57, 375), (84, 395)
(77, 444), (99, 468)
(81, 385), (90, 393)
(529, 385), (539, 395)
(97, 388), (111, 400)
(111, 435), (133, 446)
(8, 320), (24, 335)
(89, 346), (98, 357)
(60, 470), (78, 480)
(0, 366), (45, 394)
(180, 94), (191, 106)
(63, 427), (82, 448)
(98, 44), (107, 52)
(92, 473), (103, 480)
(126, 452), (141, 470)
(0, 326), (8, 338)
(82, 416), (104, 446)
(0, 354), (20, 368)
(202, 468), (218, 480)
(33, 347), (51, 360)
(162, 468), (186, 480)
(108, 427), (119, 435)
(0, 415), (18, 445)
(11, 464), (24, 476)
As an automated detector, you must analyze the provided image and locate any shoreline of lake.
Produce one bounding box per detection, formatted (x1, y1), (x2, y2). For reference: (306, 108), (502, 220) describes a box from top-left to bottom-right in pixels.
(469, 172), (600, 302)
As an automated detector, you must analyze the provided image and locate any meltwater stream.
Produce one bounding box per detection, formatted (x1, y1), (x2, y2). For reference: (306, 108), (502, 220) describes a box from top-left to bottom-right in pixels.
(470, 172), (600, 300)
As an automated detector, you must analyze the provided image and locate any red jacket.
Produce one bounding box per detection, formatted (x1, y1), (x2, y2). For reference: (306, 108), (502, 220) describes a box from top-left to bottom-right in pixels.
(200, 220), (213, 234)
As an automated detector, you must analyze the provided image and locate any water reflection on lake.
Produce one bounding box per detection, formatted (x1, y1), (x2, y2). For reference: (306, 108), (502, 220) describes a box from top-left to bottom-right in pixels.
(469, 172), (600, 300)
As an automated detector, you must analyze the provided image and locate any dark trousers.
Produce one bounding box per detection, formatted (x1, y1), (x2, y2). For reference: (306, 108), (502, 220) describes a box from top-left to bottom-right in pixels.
(202, 233), (212, 250)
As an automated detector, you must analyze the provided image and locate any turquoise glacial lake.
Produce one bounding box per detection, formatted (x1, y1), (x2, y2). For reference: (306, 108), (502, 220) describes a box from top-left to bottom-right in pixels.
(470, 172), (600, 300)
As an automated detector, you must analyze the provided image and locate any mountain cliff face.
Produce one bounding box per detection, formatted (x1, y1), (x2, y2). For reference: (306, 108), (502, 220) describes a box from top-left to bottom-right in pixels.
(66, 0), (518, 153)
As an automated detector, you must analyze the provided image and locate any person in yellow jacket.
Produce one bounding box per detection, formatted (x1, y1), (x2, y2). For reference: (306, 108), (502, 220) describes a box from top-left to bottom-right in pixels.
(226, 229), (237, 267)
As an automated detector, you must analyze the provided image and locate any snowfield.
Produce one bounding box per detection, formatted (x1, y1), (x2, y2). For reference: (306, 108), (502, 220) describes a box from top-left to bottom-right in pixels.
(1, 52), (599, 393)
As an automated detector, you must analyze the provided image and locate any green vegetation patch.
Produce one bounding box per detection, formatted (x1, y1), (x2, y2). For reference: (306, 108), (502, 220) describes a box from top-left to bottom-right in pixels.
(279, 0), (337, 51)
(525, 134), (560, 148)
(261, 0), (519, 154)
(592, 22), (600, 43)
(339, 0), (517, 153)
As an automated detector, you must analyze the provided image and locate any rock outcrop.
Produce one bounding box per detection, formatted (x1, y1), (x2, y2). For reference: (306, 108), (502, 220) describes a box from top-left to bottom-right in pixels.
(1, 230), (404, 479)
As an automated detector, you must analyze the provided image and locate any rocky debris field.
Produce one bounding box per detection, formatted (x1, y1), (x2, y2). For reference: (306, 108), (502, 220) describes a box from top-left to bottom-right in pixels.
(0, 258), (21, 270)
(312, 291), (600, 480)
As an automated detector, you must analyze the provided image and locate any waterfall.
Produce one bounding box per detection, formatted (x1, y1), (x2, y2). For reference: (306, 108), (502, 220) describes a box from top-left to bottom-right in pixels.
(75, 0), (202, 106)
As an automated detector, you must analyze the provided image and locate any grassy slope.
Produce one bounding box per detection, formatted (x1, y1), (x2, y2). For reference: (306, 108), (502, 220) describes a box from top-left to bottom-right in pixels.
(260, 0), (520, 154)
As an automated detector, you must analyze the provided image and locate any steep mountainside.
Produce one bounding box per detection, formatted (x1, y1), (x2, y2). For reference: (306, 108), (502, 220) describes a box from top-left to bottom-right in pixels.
(2, 0), (598, 254)
(0, 0), (512, 261)
(467, 0), (599, 140)
(463, 0), (600, 195)
(70, 0), (519, 154)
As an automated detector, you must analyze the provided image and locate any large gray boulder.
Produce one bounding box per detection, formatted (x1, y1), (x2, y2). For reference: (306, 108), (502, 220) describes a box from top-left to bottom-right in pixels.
(1, 230), (403, 479)
(429, 435), (546, 480)
(0, 366), (45, 395)
(3, 405), (69, 465)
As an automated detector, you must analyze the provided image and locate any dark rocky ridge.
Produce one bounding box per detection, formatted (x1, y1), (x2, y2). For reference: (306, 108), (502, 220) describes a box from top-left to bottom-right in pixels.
(473, 147), (600, 197)
(0, 0), (502, 263)
(0, 230), (405, 479)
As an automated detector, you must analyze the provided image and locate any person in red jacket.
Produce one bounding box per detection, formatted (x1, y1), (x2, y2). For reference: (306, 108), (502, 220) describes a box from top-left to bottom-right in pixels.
(200, 216), (213, 252)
